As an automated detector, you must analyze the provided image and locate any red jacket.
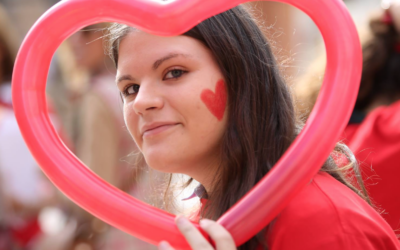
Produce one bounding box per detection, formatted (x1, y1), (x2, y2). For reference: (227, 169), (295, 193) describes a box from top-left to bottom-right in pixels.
(194, 172), (399, 249)
(267, 172), (400, 250)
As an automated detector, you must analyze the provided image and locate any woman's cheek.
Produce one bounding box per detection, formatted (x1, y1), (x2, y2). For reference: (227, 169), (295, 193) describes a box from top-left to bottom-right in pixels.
(200, 79), (227, 121)
(123, 104), (142, 149)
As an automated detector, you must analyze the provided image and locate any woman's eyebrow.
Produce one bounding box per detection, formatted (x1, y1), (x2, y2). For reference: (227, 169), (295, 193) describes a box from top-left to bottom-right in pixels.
(116, 53), (191, 84)
(153, 53), (191, 70)
(116, 75), (136, 85)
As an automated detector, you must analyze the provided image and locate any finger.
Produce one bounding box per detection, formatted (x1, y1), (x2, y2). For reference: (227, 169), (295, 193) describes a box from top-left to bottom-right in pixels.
(200, 219), (236, 250)
(158, 241), (175, 250)
(175, 215), (213, 250)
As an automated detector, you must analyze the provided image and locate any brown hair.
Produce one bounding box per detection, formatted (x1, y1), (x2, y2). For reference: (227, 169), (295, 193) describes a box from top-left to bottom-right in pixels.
(0, 38), (15, 82)
(357, 11), (400, 110)
(0, 3), (18, 83)
(295, 10), (400, 117)
(107, 6), (369, 249)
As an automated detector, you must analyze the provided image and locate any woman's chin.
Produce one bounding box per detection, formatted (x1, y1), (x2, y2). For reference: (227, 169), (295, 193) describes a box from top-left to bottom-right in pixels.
(144, 154), (185, 174)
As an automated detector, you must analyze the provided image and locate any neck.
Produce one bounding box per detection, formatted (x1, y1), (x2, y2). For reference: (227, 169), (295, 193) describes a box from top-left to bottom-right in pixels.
(189, 159), (221, 195)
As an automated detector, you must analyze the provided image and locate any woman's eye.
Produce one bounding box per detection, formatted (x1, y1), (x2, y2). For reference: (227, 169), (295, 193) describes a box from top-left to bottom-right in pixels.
(123, 84), (140, 96)
(164, 69), (186, 80)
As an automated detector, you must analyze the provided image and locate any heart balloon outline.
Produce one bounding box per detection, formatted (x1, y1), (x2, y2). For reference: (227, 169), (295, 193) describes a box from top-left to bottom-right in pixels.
(12, 0), (361, 249)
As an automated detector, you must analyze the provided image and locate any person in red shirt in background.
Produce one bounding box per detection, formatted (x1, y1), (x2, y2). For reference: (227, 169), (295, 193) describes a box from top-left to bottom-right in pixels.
(296, 1), (400, 237)
(107, 5), (400, 250)
(0, 4), (44, 249)
(343, 2), (400, 234)
(0, 4), (63, 249)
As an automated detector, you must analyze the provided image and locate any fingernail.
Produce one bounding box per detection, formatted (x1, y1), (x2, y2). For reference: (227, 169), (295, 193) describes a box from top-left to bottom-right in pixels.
(200, 219), (212, 228)
(176, 215), (189, 227)
(159, 241), (171, 250)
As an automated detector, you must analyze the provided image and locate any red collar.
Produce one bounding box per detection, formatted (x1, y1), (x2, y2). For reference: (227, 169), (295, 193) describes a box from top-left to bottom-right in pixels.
(395, 43), (400, 53)
(0, 99), (12, 110)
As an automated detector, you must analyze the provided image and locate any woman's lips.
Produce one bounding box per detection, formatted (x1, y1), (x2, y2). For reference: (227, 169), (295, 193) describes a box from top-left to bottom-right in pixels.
(142, 123), (179, 137)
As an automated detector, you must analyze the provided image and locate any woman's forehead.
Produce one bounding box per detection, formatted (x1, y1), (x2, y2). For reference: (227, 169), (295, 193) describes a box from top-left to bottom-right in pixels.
(121, 31), (199, 51)
(118, 32), (210, 65)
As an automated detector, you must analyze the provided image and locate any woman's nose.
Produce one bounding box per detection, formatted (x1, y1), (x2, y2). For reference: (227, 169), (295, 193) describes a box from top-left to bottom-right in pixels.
(132, 82), (164, 115)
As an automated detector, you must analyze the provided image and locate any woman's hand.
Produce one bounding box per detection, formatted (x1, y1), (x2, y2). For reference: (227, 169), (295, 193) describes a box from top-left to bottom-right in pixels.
(158, 215), (237, 250)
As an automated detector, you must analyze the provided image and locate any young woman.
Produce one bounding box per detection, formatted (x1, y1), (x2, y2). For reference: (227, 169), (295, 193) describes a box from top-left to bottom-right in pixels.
(107, 6), (400, 250)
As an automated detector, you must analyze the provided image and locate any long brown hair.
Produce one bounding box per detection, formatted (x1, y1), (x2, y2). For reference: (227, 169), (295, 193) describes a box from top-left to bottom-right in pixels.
(0, 37), (14, 82)
(107, 6), (369, 249)
(295, 10), (400, 117)
(0, 3), (18, 83)
(357, 10), (400, 111)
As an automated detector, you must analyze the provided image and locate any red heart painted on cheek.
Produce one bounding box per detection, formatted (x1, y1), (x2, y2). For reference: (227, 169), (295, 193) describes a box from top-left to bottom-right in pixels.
(201, 80), (227, 121)
(12, 0), (361, 248)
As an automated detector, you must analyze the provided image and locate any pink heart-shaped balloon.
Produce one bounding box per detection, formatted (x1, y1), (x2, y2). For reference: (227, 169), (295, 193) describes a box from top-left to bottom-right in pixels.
(12, 0), (361, 249)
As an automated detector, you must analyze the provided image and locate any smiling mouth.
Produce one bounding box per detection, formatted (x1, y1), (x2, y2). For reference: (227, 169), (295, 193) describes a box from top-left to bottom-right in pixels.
(142, 123), (180, 138)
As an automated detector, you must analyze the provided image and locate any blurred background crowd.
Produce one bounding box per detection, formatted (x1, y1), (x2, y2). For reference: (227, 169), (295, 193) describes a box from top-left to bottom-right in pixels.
(0, 0), (398, 249)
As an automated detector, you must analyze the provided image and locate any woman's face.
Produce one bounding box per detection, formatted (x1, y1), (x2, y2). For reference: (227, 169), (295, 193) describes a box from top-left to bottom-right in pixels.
(116, 31), (228, 183)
